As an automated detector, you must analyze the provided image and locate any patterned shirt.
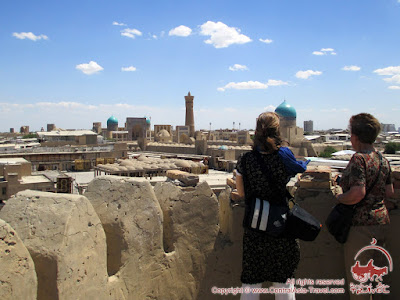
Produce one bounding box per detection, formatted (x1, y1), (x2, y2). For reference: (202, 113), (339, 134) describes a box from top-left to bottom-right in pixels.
(340, 151), (392, 226)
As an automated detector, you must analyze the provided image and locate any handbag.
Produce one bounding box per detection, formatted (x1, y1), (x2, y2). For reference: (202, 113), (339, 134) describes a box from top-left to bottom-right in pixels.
(325, 203), (355, 243)
(243, 196), (289, 236)
(286, 197), (322, 241)
(326, 152), (383, 244)
(242, 150), (321, 240)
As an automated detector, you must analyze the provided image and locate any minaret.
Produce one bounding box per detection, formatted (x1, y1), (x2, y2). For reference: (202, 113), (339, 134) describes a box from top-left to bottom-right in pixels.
(185, 92), (195, 137)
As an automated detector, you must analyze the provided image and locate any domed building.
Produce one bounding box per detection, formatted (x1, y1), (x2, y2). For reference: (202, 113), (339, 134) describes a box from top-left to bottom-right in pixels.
(107, 116), (118, 132)
(156, 129), (172, 143)
(275, 100), (316, 156)
(145, 116), (151, 128)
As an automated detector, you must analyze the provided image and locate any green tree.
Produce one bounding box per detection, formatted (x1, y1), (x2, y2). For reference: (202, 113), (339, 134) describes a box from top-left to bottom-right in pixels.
(319, 146), (337, 158)
(22, 133), (37, 139)
(384, 142), (400, 154)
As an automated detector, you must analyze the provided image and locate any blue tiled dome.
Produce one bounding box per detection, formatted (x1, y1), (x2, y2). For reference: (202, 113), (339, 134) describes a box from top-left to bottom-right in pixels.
(107, 115), (118, 126)
(275, 100), (296, 118)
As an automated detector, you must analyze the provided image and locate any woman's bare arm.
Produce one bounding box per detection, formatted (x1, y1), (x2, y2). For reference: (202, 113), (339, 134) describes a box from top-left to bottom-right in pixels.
(231, 174), (245, 201)
(337, 185), (366, 205)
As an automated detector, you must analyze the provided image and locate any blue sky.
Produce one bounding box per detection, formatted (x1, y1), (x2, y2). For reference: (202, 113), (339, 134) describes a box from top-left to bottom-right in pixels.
(1, 0), (400, 132)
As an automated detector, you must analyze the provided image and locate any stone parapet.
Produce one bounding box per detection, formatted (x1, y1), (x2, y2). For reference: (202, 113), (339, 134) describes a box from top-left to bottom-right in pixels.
(0, 219), (37, 300)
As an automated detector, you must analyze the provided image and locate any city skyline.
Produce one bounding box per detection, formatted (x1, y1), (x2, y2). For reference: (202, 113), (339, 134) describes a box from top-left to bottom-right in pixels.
(1, 0), (400, 132)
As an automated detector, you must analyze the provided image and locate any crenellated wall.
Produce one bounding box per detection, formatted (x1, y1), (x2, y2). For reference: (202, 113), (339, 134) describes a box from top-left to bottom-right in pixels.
(0, 175), (399, 299)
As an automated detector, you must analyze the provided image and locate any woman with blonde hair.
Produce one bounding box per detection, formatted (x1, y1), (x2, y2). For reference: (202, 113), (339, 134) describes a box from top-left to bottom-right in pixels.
(336, 113), (393, 299)
(233, 112), (309, 300)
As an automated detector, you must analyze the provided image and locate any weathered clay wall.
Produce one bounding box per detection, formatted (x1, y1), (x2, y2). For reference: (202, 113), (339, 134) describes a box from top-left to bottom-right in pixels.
(1, 176), (399, 299)
(0, 191), (109, 300)
(0, 176), (219, 300)
(0, 219), (37, 300)
(84, 176), (219, 299)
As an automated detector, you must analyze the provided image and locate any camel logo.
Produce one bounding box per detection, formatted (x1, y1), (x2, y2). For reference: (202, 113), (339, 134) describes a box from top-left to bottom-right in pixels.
(351, 260), (388, 282)
(349, 238), (392, 295)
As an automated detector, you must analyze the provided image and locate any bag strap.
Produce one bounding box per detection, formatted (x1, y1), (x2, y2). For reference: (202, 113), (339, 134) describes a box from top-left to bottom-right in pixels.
(355, 151), (382, 208)
(252, 150), (287, 200)
(364, 151), (382, 196)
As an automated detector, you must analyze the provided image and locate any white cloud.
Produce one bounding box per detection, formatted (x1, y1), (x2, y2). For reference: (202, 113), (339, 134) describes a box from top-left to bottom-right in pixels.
(373, 66), (400, 76)
(76, 61), (104, 75)
(374, 66), (400, 88)
(12, 32), (48, 41)
(218, 79), (288, 91)
(218, 81), (267, 91)
(342, 65), (361, 71)
(259, 38), (273, 44)
(168, 25), (192, 37)
(121, 66), (137, 72)
(313, 48), (336, 56)
(383, 75), (400, 85)
(200, 21), (252, 48)
(295, 70), (322, 79)
(388, 86), (400, 90)
(229, 64), (248, 71)
(112, 21), (126, 26)
(266, 79), (289, 86)
(264, 105), (276, 112)
(121, 28), (142, 39)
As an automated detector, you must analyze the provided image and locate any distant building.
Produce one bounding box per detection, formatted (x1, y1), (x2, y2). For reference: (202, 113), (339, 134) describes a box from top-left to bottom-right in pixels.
(92, 122), (102, 134)
(304, 120), (314, 133)
(107, 116), (119, 132)
(154, 125), (172, 143)
(275, 100), (316, 156)
(37, 130), (98, 146)
(381, 123), (396, 133)
(237, 131), (252, 145)
(126, 117), (151, 141)
(20, 126), (29, 134)
(0, 158), (55, 201)
(175, 126), (190, 143)
(185, 92), (195, 137)
(47, 124), (56, 132)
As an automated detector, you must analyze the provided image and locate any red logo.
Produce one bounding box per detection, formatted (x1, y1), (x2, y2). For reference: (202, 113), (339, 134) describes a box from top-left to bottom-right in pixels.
(351, 260), (388, 282)
(349, 238), (392, 295)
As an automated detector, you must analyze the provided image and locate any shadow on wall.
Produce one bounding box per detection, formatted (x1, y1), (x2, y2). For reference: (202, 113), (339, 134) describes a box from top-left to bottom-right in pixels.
(30, 251), (59, 300)
(103, 222), (128, 277)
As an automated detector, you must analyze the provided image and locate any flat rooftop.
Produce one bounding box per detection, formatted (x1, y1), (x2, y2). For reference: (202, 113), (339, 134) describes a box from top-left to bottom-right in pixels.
(0, 158), (29, 164)
(21, 175), (52, 184)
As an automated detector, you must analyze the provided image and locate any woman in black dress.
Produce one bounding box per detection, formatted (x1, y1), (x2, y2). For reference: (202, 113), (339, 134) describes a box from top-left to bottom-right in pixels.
(233, 112), (308, 300)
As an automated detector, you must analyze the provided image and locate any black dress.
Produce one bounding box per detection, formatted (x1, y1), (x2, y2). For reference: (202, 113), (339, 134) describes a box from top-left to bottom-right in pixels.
(236, 150), (300, 284)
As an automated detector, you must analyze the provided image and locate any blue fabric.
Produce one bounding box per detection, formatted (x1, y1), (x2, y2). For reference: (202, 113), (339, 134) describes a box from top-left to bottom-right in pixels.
(278, 147), (309, 176)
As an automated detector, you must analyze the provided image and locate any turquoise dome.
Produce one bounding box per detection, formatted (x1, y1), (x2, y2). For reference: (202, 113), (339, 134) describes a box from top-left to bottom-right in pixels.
(275, 100), (296, 118)
(107, 115), (118, 126)
(145, 116), (151, 124)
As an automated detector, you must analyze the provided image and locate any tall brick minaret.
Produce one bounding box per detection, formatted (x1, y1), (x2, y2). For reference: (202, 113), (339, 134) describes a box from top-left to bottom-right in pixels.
(185, 92), (195, 137)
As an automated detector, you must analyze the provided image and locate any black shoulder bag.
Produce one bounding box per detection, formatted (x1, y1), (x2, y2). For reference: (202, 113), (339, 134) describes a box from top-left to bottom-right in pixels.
(241, 151), (289, 237)
(242, 150), (322, 241)
(326, 152), (383, 244)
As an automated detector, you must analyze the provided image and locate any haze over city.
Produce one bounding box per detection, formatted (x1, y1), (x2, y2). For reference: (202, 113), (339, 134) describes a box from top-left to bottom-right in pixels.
(1, 0), (400, 132)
